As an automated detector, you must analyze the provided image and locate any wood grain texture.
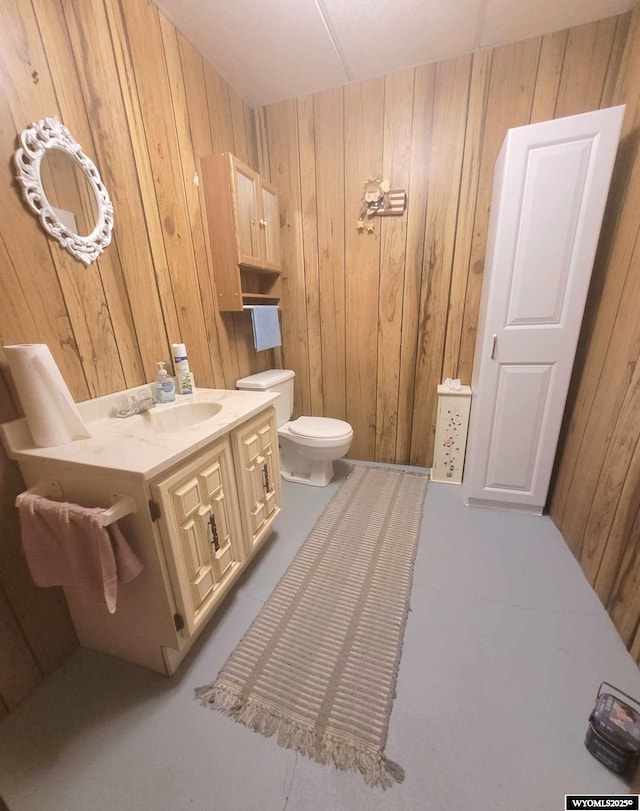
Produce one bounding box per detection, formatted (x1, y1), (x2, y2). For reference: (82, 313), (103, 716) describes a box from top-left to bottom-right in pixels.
(343, 78), (384, 461)
(395, 64), (435, 462)
(0, 0), (263, 711)
(376, 69), (414, 463)
(265, 99), (311, 416)
(314, 88), (346, 421)
(118, 0), (214, 387)
(456, 37), (541, 387)
(260, 11), (640, 663)
(549, 5), (640, 665)
(410, 56), (471, 466)
(296, 94), (323, 416)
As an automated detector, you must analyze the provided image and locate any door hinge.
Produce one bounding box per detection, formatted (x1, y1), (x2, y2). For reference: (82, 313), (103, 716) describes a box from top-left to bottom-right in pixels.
(148, 498), (161, 522)
(173, 612), (185, 632)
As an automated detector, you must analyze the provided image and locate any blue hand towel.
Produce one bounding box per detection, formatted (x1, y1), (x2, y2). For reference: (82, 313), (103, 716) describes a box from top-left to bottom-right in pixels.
(250, 306), (281, 351)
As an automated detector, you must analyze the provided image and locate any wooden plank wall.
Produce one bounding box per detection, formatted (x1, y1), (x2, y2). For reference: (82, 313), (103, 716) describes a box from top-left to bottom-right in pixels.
(550, 5), (640, 662)
(261, 8), (640, 662)
(0, 0), (270, 712)
(260, 13), (630, 468)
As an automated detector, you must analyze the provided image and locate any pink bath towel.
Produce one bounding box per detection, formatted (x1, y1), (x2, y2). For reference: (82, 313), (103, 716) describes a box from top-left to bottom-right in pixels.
(17, 494), (143, 614)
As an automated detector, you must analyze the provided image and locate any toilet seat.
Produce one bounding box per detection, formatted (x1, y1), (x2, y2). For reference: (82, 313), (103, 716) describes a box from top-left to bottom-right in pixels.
(288, 416), (352, 440)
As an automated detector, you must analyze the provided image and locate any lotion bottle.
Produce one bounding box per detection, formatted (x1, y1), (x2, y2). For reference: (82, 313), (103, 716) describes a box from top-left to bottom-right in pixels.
(172, 342), (193, 394)
(155, 361), (175, 403)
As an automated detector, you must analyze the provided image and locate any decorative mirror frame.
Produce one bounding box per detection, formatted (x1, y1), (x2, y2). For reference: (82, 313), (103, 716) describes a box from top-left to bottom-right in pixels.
(14, 117), (114, 265)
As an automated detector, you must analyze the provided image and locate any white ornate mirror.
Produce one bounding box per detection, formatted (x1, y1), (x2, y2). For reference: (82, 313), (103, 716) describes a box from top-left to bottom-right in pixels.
(14, 117), (114, 265)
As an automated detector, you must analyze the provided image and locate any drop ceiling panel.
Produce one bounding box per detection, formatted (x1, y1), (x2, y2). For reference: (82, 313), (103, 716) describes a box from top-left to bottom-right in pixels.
(154, 0), (635, 106)
(321, 0), (483, 80)
(479, 0), (634, 47)
(155, 0), (349, 107)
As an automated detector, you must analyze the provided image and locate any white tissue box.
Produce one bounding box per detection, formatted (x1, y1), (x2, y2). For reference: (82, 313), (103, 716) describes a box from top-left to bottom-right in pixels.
(432, 383), (472, 485)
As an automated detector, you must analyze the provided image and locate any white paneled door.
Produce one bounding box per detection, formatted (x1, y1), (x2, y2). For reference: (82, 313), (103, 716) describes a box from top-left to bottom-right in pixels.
(464, 105), (625, 513)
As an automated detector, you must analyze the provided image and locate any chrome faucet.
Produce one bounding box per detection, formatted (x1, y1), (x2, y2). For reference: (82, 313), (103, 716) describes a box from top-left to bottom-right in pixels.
(115, 388), (156, 418)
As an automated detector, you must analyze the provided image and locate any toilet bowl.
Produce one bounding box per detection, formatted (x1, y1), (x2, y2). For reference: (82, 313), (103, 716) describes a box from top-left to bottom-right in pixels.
(236, 370), (353, 487)
(278, 416), (353, 487)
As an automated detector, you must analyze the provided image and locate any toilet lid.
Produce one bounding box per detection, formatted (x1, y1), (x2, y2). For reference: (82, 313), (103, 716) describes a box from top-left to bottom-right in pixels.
(288, 416), (352, 439)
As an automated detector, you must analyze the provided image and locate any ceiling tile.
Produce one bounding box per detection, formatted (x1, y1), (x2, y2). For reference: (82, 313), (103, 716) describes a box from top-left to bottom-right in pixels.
(155, 0), (349, 106)
(320, 0), (482, 81)
(479, 0), (634, 48)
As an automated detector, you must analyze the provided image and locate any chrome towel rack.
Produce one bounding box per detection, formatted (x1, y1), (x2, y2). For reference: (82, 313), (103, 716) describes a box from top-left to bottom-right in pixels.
(15, 480), (137, 527)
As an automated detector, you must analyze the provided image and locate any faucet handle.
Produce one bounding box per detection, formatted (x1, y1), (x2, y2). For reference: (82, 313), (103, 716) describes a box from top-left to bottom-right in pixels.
(133, 387), (155, 411)
(115, 394), (136, 416)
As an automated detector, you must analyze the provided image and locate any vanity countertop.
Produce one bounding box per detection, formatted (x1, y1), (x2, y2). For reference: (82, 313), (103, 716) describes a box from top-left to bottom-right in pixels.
(1, 387), (279, 480)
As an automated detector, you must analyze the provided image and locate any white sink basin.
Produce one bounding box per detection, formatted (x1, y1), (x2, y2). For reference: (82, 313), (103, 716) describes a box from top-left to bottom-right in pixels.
(147, 401), (222, 433)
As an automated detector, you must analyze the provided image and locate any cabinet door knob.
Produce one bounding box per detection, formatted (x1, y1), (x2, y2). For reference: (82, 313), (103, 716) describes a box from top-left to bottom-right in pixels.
(208, 513), (220, 552)
(262, 463), (271, 494)
(259, 219), (267, 228)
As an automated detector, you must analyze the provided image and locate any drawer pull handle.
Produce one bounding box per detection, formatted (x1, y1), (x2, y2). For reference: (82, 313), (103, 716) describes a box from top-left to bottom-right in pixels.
(262, 463), (270, 493)
(208, 513), (220, 552)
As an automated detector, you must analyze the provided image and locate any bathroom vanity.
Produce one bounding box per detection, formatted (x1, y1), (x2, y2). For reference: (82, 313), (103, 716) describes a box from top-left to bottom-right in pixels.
(1, 388), (282, 674)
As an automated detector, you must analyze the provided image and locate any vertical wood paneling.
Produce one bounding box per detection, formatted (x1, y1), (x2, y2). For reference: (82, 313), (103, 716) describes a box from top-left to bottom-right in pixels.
(34, 0), (140, 394)
(175, 32), (226, 388)
(344, 78), (384, 461)
(548, 6), (640, 664)
(554, 17), (618, 117)
(456, 38), (541, 386)
(0, 0), (90, 402)
(375, 69), (414, 463)
(314, 88), (346, 421)
(261, 9), (640, 663)
(73, 0), (172, 383)
(296, 94), (323, 416)
(529, 30), (568, 123)
(0, 0), (263, 710)
(395, 64), (435, 461)
(442, 49), (491, 381)
(265, 99), (311, 416)
(410, 56), (471, 466)
(3, 0), (639, 703)
(118, 0), (214, 387)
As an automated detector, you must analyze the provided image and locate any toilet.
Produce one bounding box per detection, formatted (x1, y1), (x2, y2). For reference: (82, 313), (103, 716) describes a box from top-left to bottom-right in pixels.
(236, 369), (353, 487)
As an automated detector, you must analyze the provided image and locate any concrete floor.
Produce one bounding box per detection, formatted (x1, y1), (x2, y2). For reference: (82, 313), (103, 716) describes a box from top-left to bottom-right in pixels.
(2, 460), (640, 810)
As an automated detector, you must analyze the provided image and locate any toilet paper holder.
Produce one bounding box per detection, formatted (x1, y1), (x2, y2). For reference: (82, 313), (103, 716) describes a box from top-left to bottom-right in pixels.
(15, 480), (137, 527)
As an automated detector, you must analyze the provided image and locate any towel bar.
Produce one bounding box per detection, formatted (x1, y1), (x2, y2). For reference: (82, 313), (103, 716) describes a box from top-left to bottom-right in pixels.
(100, 494), (137, 527)
(15, 479), (64, 505)
(15, 482), (137, 526)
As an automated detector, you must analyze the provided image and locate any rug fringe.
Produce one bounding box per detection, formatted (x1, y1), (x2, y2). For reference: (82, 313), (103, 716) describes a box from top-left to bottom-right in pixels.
(195, 681), (405, 789)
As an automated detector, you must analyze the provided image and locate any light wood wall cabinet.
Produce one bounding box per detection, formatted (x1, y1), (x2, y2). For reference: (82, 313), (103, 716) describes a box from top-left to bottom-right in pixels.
(201, 153), (282, 311)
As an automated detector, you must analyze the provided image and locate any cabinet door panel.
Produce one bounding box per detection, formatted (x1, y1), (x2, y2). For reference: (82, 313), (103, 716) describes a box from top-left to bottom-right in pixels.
(191, 566), (215, 606)
(232, 408), (282, 552)
(198, 461), (223, 499)
(171, 477), (201, 524)
(152, 437), (244, 637)
(178, 518), (202, 578)
(261, 184), (281, 270)
(232, 159), (262, 267)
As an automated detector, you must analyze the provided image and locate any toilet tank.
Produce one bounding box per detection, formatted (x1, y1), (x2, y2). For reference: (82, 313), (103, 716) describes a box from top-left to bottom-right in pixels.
(236, 369), (295, 427)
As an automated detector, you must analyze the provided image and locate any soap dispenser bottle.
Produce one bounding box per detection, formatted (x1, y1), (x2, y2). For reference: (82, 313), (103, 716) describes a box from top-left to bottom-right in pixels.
(155, 361), (175, 403)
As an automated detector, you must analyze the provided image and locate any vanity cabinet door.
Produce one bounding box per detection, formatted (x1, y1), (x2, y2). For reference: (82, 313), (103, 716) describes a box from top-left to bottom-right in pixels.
(232, 407), (282, 554)
(152, 438), (244, 637)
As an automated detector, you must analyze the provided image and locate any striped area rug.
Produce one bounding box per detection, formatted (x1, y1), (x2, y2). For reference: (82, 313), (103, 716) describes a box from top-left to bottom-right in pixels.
(195, 464), (429, 788)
